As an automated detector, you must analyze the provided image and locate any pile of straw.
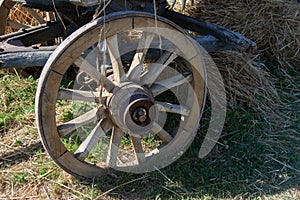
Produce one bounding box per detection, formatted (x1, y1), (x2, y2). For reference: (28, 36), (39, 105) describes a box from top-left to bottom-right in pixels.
(210, 51), (286, 125)
(189, 0), (300, 70)
(182, 0), (300, 125)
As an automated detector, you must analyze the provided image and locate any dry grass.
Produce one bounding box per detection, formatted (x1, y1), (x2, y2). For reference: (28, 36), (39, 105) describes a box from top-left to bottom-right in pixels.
(189, 0), (300, 70)
(210, 51), (286, 125)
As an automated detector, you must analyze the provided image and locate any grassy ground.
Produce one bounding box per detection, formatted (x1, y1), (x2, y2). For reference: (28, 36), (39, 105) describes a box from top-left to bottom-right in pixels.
(0, 65), (299, 199)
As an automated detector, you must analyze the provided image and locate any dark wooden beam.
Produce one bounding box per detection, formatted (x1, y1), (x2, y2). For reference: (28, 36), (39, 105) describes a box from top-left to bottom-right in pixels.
(0, 35), (233, 69)
(0, 51), (52, 69)
(162, 9), (257, 53)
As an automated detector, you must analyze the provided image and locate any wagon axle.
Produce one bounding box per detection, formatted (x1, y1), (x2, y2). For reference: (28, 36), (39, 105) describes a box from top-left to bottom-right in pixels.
(107, 82), (156, 136)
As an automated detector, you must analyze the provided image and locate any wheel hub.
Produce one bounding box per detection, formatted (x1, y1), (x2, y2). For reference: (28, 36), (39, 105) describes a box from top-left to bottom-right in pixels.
(107, 83), (157, 136)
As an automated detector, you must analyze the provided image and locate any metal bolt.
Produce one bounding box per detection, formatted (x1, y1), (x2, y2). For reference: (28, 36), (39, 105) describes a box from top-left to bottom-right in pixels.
(132, 107), (147, 123)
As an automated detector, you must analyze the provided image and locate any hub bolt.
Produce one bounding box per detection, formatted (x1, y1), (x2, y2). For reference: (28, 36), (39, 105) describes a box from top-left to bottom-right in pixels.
(132, 107), (148, 123)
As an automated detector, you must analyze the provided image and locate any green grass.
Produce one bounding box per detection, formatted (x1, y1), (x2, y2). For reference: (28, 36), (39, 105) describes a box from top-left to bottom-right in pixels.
(0, 74), (37, 132)
(0, 71), (299, 199)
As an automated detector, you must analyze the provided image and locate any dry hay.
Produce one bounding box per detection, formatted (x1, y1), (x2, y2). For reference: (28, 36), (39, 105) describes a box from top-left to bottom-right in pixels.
(183, 0), (299, 125)
(189, 0), (300, 70)
(5, 3), (46, 34)
(211, 51), (287, 126)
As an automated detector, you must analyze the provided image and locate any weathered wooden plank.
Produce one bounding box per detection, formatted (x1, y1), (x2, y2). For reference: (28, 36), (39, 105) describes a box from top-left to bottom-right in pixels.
(0, 35), (234, 69)
(162, 9), (257, 53)
(0, 51), (52, 68)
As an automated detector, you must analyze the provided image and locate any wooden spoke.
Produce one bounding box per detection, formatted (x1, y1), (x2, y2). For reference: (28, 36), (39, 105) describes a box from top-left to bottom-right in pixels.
(155, 101), (190, 116)
(57, 108), (99, 138)
(150, 71), (192, 96)
(57, 89), (107, 103)
(131, 136), (146, 164)
(74, 56), (115, 92)
(130, 33), (154, 68)
(127, 64), (143, 82)
(106, 35), (126, 83)
(141, 52), (177, 85)
(106, 127), (124, 167)
(152, 123), (173, 143)
(24, 8), (46, 24)
(127, 33), (155, 81)
(74, 119), (112, 161)
(74, 57), (101, 83)
(7, 20), (30, 29)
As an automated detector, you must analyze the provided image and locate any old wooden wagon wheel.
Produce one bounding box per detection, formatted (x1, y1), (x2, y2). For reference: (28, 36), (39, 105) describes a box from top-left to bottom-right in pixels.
(36, 11), (206, 178)
(0, 0), (54, 35)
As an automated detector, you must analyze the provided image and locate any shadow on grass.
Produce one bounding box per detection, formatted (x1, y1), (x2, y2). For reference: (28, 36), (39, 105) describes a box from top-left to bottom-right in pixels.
(90, 107), (299, 199)
(0, 142), (43, 168)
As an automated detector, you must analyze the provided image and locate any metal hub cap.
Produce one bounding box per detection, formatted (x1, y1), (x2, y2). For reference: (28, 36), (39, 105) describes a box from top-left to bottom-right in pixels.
(108, 83), (157, 136)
